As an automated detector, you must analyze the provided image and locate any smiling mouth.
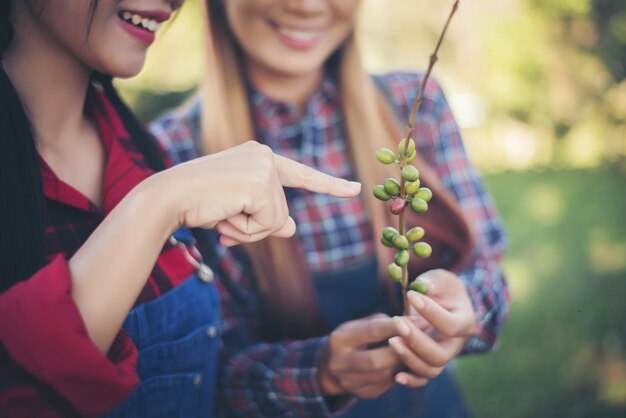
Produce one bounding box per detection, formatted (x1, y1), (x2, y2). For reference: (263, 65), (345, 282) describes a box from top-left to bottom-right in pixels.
(276, 26), (320, 42)
(276, 27), (321, 42)
(117, 10), (161, 33)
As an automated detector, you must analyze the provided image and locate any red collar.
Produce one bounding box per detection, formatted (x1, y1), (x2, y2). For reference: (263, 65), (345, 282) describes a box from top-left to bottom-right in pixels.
(40, 88), (155, 217)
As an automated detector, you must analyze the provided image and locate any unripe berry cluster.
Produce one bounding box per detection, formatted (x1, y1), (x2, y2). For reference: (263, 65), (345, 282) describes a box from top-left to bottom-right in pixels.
(373, 138), (432, 294)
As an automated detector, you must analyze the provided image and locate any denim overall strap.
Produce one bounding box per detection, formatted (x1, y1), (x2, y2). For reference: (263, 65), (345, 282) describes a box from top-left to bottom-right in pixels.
(312, 258), (471, 418)
(104, 229), (221, 418)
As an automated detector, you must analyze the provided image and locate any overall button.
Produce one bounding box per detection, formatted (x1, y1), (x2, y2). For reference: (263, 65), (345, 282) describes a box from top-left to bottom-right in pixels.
(197, 264), (214, 282)
(193, 375), (203, 386)
(206, 326), (218, 338)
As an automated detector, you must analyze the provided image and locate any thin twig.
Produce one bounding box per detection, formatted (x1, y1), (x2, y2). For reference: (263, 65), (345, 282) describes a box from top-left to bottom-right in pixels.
(400, 0), (460, 316)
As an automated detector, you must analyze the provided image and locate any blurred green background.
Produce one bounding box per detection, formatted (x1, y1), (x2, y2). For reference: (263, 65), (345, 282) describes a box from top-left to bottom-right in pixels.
(117, 0), (626, 416)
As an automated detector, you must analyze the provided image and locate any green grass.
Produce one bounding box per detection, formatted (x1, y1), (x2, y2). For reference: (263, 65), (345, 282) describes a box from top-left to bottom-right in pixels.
(456, 164), (626, 417)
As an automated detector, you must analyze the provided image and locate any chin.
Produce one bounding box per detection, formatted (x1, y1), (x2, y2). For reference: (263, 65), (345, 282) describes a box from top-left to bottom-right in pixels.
(274, 62), (325, 78)
(97, 55), (146, 79)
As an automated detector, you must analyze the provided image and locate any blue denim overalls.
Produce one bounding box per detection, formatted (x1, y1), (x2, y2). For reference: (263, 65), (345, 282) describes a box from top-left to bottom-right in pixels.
(104, 229), (221, 418)
(313, 258), (471, 418)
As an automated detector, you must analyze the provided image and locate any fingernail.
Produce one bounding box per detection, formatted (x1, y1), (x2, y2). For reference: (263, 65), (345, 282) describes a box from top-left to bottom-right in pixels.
(388, 337), (405, 355)
(393, 316), (410, 336)
(408, 291), (425, 310)
(396, 374), (407, 385)
(347, 181), (361, 192)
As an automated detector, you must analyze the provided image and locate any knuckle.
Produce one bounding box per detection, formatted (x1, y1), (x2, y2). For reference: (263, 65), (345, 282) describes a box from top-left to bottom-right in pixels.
(429, 352), (449, 368)
(328, 358), (342, 375)
(358, 387), (381, 400)
(362, 354), (378, 370)
(366, 320), (389, 342)
(439, 324), (457, 338)
(250, 141), (272, 155)
(423, 367), (441, 380)
(328, 332), (342, 351)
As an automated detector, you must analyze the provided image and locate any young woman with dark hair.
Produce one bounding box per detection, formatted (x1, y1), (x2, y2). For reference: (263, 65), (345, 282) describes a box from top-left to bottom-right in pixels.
(0, 1), (362, 416)
(152, 1), (509, 417)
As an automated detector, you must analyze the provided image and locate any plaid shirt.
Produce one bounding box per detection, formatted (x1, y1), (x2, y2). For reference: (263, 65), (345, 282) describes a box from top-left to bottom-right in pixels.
(151, 71), (509, 417)
(0, 89), (195, 417)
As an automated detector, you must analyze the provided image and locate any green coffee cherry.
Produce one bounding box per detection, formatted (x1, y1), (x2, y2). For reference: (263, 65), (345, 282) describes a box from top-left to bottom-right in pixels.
(397, 138), (416, 157)
(388, 263), (402, 282)
(380, 236), (394, 248)
(392, 234), (409, 250)
(410, 197), (428, 213)
(383, 178), (401, 196)
(406, 226), (425, 242)
(394, 250), (410, 267)
(373, 185), (392, 201)
(413, 242), (432, 258)
(382, 227), (399, 241)
(405, 180), (421, 195)
(401, 165), (420, 182)
(416, 187), (433, 202)
(409, 279), (429, 295)
(376, 148), (396, 165)
(407, 149), (416, 163)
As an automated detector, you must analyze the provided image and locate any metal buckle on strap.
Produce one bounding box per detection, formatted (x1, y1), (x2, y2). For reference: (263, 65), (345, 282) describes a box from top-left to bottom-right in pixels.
(169, 235), (214, 283)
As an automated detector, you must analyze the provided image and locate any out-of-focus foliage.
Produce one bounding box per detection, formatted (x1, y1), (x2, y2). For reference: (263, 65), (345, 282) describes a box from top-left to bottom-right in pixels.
(459, 165), (626, 417)
(121, 0), (625, 171)
(357, 0), (625, 172)
(116, 0), (204, 120)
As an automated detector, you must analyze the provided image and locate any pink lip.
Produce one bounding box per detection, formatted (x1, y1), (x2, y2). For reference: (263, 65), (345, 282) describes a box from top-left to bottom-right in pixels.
(123, 9), (171, 23)
(119, 18), (155, 45)
(117, 9), (171, 46)
(273, 26), (322, 49)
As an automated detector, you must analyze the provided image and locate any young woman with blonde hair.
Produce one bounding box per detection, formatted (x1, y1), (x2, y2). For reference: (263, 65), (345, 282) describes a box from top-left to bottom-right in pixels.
(152, 0), (509, 416)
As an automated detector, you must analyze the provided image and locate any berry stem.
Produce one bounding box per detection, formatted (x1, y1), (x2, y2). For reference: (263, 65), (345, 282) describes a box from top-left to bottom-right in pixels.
(399, 0), (460, 316)
(403, 0), (459, 150)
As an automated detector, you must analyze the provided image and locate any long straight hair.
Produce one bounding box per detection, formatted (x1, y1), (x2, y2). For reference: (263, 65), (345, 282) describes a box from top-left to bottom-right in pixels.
(199, 0), (474, 338)
(0, 1), (165, 293)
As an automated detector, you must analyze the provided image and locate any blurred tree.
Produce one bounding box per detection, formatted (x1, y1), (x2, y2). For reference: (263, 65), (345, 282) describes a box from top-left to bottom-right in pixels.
(591, 0), (626, 82)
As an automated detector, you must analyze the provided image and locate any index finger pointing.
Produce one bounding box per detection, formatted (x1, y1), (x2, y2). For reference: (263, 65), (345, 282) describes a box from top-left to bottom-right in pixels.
(274, 154), (361, 198)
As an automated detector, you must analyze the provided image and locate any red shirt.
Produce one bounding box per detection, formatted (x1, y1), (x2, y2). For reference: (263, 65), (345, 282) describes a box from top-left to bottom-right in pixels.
(0, 89), (194, 417)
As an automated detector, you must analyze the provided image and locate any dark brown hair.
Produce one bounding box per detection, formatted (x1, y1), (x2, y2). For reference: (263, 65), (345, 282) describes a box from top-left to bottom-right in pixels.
(0, 1), (165, 292)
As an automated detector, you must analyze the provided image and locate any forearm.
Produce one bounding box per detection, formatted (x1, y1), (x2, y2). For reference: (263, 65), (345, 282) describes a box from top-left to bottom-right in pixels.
(69, 175), (178, 353)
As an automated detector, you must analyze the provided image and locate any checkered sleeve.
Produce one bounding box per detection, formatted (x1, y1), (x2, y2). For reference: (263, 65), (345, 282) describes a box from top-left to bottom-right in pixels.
(148, 102), (202, 165)
(377, 72), (510, 353)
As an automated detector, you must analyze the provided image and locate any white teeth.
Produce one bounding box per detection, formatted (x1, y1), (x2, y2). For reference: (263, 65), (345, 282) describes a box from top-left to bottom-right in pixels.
(119, 11), (161, 33)
(278, 28), (319, 41)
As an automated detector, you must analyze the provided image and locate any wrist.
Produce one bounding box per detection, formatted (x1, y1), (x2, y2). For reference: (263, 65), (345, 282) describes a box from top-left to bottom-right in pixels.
(132, 173), (181, 236)
(317, 343), (344, 397)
